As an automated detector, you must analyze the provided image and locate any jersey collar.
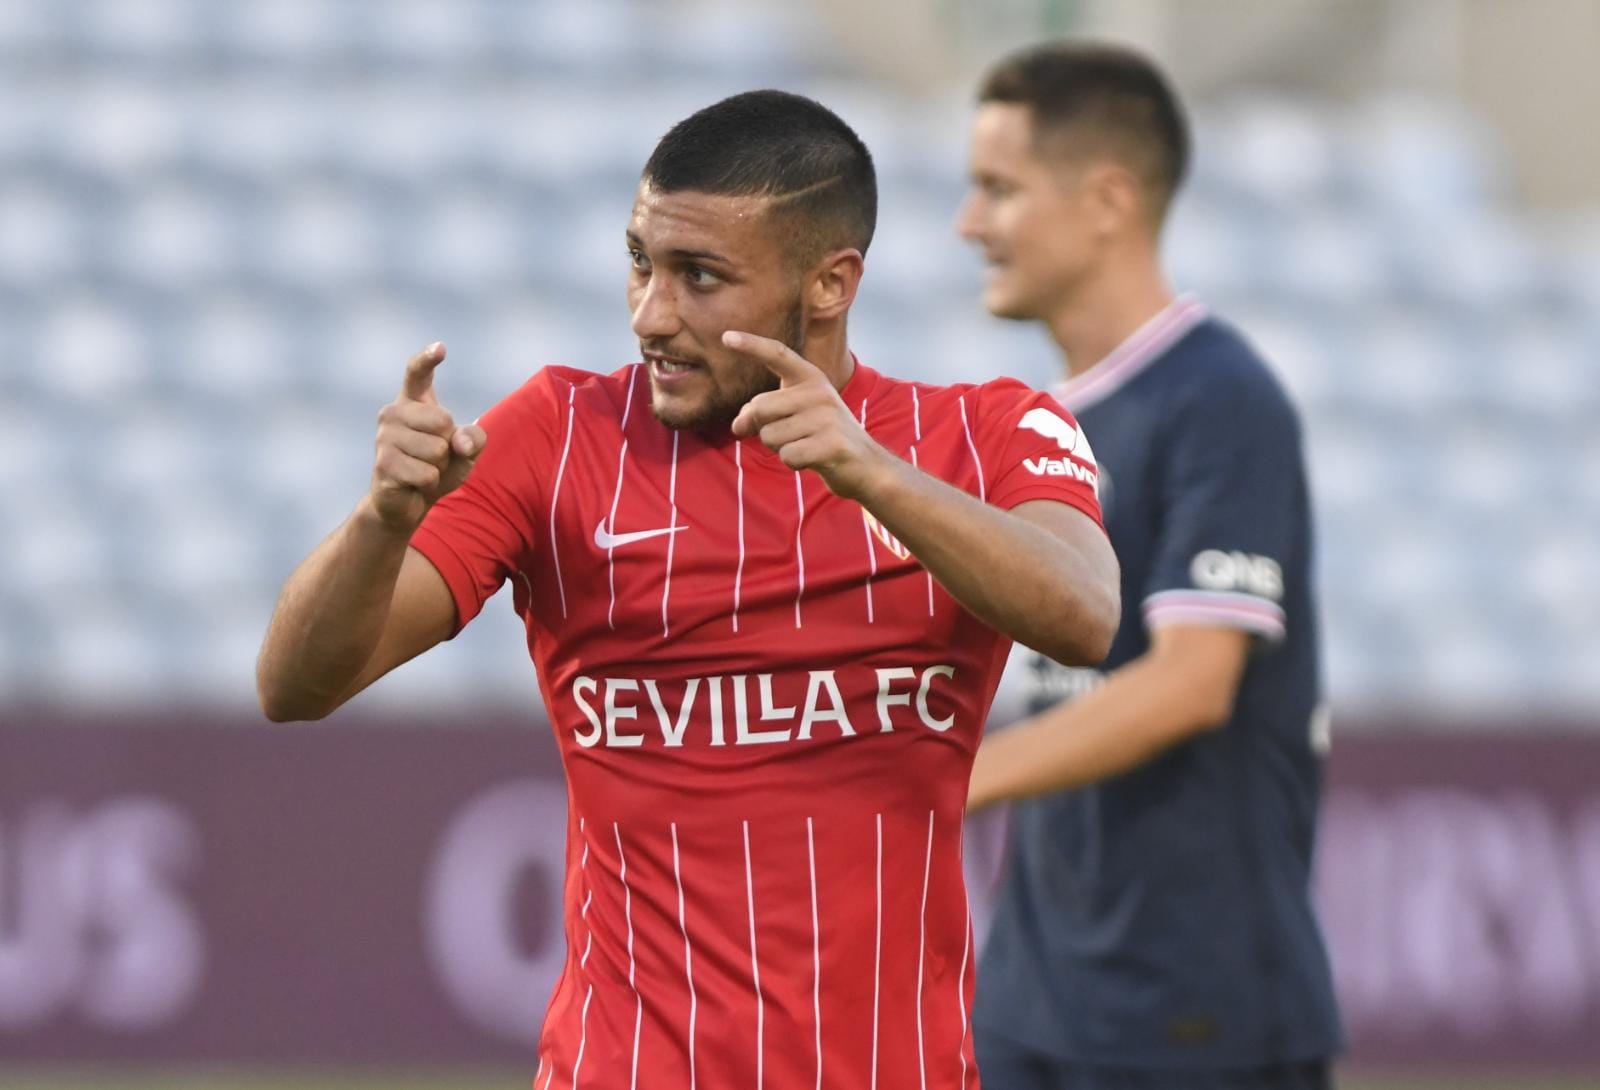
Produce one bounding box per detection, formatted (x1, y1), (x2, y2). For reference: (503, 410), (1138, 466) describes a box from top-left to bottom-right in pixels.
(836, 351), (879, 417)
(1052, 294), (1208, 414)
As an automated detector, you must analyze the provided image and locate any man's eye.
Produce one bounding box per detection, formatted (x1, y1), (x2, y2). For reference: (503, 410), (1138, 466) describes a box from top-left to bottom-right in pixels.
(628, 248), (650, 271)
(974, 174), (1010, 197)
(685, 265), (717, 286)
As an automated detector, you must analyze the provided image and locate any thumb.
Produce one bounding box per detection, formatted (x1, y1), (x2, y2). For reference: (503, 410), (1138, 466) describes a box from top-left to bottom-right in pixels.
(438, 424), (487, 497)
(451, 424), (487, 461)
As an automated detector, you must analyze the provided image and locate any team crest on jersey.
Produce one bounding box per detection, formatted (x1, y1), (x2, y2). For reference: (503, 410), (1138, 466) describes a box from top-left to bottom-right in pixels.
(862, 509), (911, 560)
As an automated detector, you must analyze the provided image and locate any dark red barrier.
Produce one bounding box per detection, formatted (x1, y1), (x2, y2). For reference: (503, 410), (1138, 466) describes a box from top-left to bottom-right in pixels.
(1, 715), (1598, 1071)
(0, 715), (562, 1066)
(1315, 732), (1600, 1069)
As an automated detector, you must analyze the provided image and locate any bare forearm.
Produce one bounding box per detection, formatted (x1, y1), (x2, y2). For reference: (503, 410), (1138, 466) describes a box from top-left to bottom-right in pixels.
(720, 333), (1117, 663)
(967, 627), (1248, 810)
(256, 498), (412, 720)
(968, 659), (1187, 808)
(256, 342), (485, 721)
(857, 455), (1118, 665)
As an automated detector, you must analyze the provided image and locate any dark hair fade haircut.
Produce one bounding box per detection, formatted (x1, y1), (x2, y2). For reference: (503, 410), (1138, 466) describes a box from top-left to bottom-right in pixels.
(642, 89), (878, 266)
(979, 41), (1190, 224)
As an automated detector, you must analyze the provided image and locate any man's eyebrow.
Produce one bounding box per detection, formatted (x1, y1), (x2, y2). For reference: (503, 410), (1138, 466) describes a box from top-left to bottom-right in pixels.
(669, 247), (732, 265)
(624, 231), (732, 266)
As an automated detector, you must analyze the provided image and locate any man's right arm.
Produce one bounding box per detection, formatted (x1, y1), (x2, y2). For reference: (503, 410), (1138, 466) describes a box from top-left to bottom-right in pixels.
(256, 343), (486, 722)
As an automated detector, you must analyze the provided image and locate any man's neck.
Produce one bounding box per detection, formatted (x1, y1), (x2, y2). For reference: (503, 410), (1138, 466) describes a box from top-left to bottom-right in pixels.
(1045, 258), (1175, 380)
(805, 325), (856, 391)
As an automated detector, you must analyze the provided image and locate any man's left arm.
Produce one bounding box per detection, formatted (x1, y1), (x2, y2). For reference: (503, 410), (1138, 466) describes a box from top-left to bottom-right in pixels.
(726, 331), (1119, 666)
(967, 358), (1310, 809)
(967, 625), (1248, 809)
(848, 469), (1119, 667)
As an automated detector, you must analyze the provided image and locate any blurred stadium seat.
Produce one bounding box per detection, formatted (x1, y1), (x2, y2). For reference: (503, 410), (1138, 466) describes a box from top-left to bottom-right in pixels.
(4, 0), (1597, 722)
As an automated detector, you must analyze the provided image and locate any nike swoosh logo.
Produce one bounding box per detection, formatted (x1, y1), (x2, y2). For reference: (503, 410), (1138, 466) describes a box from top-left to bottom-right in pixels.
(593, 520), (688, 550)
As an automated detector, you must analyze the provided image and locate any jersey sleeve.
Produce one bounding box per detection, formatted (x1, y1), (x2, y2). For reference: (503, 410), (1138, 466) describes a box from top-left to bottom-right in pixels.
(1142, 370), (1303, 643)
(974, 379), (1105, 527)
(409, 369), (565, 634)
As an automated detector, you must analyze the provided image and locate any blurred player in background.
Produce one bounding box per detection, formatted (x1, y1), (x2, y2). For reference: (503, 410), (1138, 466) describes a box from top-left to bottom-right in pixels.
(958, 42), (1343, 1090)
(258, 90), (1118, 1087)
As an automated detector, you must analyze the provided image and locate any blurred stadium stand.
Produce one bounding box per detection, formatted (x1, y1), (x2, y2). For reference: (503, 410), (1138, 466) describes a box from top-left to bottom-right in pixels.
(3, 0), (1597, 723)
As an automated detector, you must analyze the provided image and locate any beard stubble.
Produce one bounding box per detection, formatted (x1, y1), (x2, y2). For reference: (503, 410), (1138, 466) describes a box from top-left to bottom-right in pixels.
(649, 296), (806, 433)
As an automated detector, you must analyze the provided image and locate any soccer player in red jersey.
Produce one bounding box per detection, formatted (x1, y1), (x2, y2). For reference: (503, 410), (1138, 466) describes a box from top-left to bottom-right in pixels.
(258, 90), (1118, 1089)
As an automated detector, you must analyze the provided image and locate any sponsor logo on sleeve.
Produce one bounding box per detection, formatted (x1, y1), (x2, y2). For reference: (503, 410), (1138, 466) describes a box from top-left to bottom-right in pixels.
(1190, 549), (1284, 600)
(1018, 407), (1099, 494)
(1022, 455), (1100, 491)
(1019, 406), (1097, 465)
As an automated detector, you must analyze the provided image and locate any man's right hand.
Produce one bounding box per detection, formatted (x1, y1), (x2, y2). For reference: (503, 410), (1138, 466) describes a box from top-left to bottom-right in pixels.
(369, 342), (487, 534)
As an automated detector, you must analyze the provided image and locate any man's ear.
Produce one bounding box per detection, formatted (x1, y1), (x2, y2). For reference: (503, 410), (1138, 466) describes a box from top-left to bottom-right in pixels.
(805, 248), (865, 321)
(1085, 161), (1144, 240)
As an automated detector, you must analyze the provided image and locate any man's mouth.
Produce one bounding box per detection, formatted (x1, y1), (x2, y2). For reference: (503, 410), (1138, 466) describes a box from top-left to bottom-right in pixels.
(645, 352), (703, 379)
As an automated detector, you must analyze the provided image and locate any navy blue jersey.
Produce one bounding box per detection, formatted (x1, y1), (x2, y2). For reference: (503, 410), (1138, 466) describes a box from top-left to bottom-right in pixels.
(974, 298), (1343, 1068)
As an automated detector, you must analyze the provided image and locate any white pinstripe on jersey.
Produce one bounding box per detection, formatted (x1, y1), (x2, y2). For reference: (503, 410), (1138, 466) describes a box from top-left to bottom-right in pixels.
(548, 384), (578, 617)
(957, 823), (972, 1089)
(744, 820), (766, 1090)
(732, 440), (746, 633)
(857, 398), (877, 623)
(671, 822), (699, 1090)
(916, 809), (934, 1090)
(907, 447), (935, 617)
(614, 823), (643, 1090)
(807, 816), (823, 1090)
(870, 811), (883, 1090)
(603, 366), (641, 630)
(570, 820), (595, 1090)
(958, 395), (986, 503)
(661, 431), (681, 637)
(792, 473), (807, 629)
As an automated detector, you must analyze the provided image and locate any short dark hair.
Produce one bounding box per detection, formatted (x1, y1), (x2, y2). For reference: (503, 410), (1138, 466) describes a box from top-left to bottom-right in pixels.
(978, 41), (1190, 222)
(642, 89), (877, 265)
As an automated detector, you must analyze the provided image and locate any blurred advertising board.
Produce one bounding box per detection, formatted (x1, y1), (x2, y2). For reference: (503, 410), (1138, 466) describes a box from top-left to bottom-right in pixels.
(1, 715), (1597, 1071)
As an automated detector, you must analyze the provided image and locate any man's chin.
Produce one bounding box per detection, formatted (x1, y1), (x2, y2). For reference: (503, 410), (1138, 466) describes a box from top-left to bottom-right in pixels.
(650, 388), (731, 433)
(984, 285), (1042, 322)
(649, 397), (700, 432)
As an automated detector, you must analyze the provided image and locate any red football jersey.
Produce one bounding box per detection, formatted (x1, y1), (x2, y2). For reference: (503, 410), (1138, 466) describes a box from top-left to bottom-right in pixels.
(411, 359), (1101, 1090)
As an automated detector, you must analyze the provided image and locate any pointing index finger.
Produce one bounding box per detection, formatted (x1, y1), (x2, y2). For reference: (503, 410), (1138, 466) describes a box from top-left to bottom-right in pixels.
(402, 342), (446, 403)
(722, 330), (823, 387)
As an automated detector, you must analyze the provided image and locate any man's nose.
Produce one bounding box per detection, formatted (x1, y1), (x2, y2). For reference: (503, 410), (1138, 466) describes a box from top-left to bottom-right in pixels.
(955, 192), (985, 241)
(630, 276), (679, 340)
